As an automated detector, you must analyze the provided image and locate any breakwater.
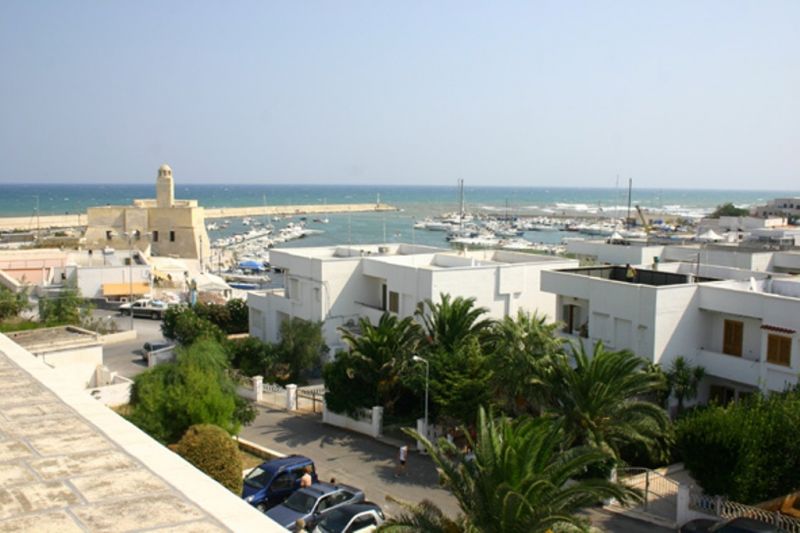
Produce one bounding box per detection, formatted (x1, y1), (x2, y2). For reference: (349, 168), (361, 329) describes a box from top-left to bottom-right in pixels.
(0, 203), (397, 231)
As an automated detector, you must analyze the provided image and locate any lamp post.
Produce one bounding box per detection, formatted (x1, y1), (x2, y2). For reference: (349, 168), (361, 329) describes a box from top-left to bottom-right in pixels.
(412, 355), (430, 443)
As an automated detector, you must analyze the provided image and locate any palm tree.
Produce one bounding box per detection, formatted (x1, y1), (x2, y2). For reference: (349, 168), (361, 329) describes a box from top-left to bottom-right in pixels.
(338, 313), (421, 409)
(487, 311), (566, 415)
(381, 408), (634, 533)
(537, 341), (670, 461)
(378, 498), (464, 533)
(666, 356), (705, 414)
(416, 294), (493, 352)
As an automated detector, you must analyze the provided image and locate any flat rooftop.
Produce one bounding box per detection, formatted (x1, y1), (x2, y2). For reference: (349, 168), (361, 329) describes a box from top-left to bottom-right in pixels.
(0, 334), (280, 532)
(6, 326), (101, 354)
(559, 265), (719, 286)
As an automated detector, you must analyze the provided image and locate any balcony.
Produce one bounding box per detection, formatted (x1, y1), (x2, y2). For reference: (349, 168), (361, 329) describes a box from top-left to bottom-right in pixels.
(356, 301), (387, 325)
(696, 349), (761, 388)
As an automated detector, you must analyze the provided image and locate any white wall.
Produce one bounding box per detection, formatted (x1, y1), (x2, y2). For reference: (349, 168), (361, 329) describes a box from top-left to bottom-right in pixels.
(566, 240), (664, 266)
(40, 344), (104, 388)
(75, 265), (152, 299)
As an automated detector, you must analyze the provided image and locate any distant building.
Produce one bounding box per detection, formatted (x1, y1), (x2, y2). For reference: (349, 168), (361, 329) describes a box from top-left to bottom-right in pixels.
(247, 243), (577, 355)
(754, 197), (800, 219)
(84, 164), (210, 260)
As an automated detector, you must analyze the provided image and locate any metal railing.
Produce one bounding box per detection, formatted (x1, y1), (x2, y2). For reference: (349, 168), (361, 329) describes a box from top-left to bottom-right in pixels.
(262, 382), (287, 407)
(690, 491), (800, 532)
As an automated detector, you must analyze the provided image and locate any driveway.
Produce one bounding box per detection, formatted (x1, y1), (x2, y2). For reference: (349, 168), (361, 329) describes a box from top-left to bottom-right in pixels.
(239, 407), (674, 532)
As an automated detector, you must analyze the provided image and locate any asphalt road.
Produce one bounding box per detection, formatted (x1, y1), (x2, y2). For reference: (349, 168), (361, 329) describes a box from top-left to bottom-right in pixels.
(94, 309), (167, 378)
(240, 406), (674, 532)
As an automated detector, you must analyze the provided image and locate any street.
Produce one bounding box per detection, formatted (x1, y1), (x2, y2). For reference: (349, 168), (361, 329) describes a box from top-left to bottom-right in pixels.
(240, 406), (674, 532)
(95, 309), (166, 378)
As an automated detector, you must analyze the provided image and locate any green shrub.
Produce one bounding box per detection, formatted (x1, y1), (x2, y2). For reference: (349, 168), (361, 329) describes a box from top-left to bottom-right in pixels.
(0, 286), (29, 321)
(39, 288), (84, 326)
(192, 298), (249, 334)
(129, 339), (244, 443)
(275, 317), (328, 384)
(171, 424), (243, 494)
(162, 305), (225, 346)
(675, 390), (800, 503)
(227, 336), (276, 377)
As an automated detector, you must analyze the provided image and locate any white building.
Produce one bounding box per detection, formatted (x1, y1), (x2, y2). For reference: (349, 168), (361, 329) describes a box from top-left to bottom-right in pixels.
(754, 197), (800, 218)
(566, 238), (800, 275)
(541, 262), (800, 405)
(248, 243), (577, 354)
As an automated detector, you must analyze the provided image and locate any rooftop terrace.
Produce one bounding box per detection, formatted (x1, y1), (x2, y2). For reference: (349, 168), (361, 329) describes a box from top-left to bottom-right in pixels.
(560, 265), (719, 286)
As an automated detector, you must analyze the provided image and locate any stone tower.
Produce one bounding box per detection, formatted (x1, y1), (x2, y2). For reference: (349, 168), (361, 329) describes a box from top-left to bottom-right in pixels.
(156, 164), (174, 208)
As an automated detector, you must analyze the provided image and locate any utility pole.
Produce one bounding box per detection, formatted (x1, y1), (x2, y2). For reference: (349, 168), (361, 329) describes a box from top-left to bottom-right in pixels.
(626, 178), (633, 228)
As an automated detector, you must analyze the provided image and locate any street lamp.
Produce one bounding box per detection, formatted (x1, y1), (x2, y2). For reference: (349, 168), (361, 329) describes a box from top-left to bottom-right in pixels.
(412, 355), (430, 444)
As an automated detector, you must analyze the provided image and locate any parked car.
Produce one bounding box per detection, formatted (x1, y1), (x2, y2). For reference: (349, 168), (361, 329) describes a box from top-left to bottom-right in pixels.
(141, 341), (172, 361)
(242, 455), (317, 511)
(313, 502), (385, 533)
(680, 517), (781, 533)
(119, 298), (170, 320)
(265, 482), (365, 531)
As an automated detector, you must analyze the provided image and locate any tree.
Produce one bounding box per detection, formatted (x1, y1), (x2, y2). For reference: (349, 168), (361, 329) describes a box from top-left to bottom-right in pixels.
(427, 337), (492, 427)
(416, 294), (493, 353)
(275, 317), (328, 384)
(161, 305), (225, 346)
(383, 408), (634, 533)
(129, 338), (246, 443)
(487, 311), (565, 416)
(38, 288), (84, 326)
(170, 424), (243, 494)
(709, 202), (750, 218)
(193, 298), (249, 334)
(666, 356), (705, 414)
(228, 336), (276, 377)
(675, 390), (800, 504)
(0, 286), (29, 321)
(537, 341), (670, 462)
(379, 498), (464, 533)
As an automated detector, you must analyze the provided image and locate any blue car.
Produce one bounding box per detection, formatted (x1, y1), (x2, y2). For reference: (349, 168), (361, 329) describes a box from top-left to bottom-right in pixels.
(242, 455), (317, 510)
(265, 482), (365, 531)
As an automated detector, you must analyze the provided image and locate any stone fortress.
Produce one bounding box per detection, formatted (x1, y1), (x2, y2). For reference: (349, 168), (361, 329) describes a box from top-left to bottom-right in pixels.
(84, 164), (210, 260)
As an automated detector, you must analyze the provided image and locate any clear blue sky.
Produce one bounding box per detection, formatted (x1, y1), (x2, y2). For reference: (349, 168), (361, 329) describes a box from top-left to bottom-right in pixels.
(1, 1), (798, 188)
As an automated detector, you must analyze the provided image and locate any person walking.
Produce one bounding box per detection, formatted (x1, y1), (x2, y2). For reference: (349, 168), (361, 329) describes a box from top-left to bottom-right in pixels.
(394, 444), (408, 477)
(299, 465), (313, 488)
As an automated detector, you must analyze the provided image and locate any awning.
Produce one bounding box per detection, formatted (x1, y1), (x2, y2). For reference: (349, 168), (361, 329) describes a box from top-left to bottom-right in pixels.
(761, 324), (796, 335)
(103, 282), (150, 296)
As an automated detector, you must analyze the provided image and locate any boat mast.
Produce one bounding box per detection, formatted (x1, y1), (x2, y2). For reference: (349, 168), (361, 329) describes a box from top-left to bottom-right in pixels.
(626, 178), (633, 229)
(459, 178), (465, 231)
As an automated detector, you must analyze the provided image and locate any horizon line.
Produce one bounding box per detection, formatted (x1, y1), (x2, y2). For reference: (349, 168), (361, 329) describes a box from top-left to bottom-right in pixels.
(0, 181), (797, 194)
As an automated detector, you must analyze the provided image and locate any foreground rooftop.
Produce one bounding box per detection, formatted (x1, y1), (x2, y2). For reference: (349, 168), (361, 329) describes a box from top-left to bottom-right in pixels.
(0, 334), (279, 532)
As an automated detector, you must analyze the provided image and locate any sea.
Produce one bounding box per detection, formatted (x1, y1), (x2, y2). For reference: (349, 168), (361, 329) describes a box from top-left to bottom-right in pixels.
(2, 183), (796, 250)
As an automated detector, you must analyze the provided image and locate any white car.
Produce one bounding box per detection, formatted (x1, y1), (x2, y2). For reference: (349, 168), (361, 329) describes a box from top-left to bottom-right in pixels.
(313, 502), (385, 533)
(118, 298), (170, 320)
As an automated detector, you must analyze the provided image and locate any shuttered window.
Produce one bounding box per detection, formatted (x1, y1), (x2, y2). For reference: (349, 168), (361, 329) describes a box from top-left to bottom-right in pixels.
(388, 291), (399, 313)
(723, 319), (743, 357)
(767, 334), (792, 367)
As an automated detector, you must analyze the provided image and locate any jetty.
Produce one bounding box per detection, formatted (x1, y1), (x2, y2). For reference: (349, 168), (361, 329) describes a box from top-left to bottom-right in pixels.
(0, 203), (397, 231)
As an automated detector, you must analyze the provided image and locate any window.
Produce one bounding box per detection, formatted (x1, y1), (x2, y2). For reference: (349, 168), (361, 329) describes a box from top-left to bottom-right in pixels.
(346, 514), (378, 532)
(388, 291), (399, 313)
(289, 278), (299, 300)
(152, 230), (159, 242)
(271, 472), (296, 492)
(767, 334), (792, 367)
(709, 384), (735, 405)
(381, 284), (388, 311)
(723, 319), (743, 356)
(106, 230), (112, 240)
(169, 230), (175, 242)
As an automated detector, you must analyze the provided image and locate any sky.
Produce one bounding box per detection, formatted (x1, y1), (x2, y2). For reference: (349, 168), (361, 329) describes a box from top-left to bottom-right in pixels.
(0, 1), (798, 189)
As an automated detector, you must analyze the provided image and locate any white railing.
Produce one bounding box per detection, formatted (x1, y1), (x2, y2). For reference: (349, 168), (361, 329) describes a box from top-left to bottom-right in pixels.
(689, 491), (800, 532)
(262, 382), (287, 407)
(616, 467), (679, 523)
